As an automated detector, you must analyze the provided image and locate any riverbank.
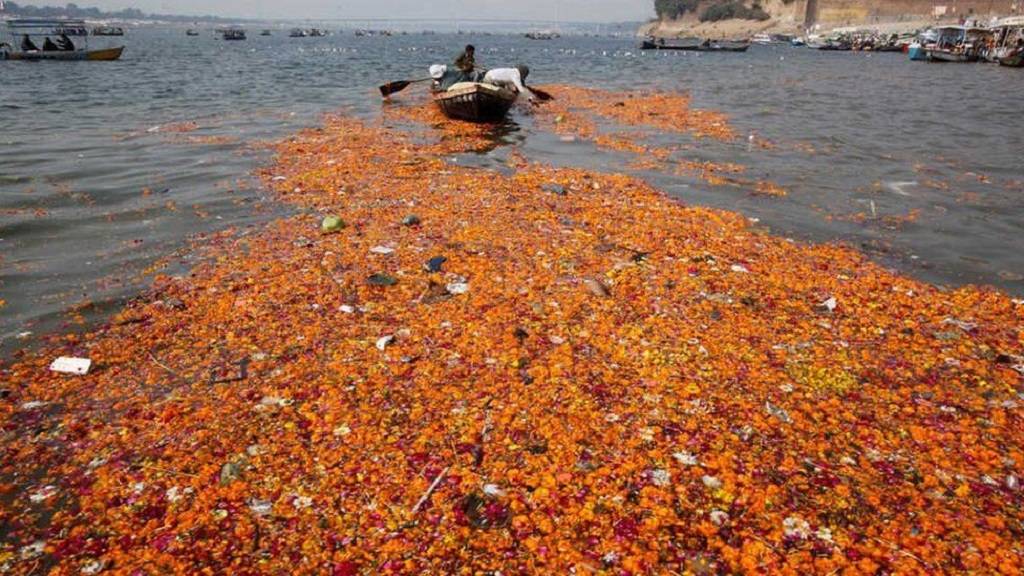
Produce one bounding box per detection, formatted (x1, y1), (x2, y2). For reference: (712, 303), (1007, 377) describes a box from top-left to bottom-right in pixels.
(1, 90), (1022, 574)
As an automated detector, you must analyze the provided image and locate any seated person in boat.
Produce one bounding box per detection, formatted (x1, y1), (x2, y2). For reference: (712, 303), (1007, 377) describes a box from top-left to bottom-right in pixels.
(21, 34), (39, 51)
(453, 44), (482, 82)
(482, 66), (534, 102)
(43, 37), (60, 51)
(56, 34), (75, 51)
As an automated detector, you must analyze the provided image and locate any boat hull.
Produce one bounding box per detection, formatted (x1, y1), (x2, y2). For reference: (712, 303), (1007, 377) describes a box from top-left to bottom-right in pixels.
(907, 44), (927, 60)
(1, 46), (124, 61)
(433, 83), (517, 123)
(926, 48), (977, 62)
(999, 53), (1024, 67)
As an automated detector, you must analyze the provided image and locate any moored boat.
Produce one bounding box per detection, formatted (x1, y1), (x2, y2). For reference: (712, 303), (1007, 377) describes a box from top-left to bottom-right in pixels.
(432, 82), (517, 123)
(703, 39), (750, 52)
(999, 52), (1024, 67)
(186, 29), (200, 36)
(92, 26), (125, 36)
(987, 17), (1024, 66)
(641, 36), (703, 50)
(925, 26), (987, 62)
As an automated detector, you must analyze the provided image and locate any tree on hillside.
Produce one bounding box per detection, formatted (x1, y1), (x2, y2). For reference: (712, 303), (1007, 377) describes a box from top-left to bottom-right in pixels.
(654, 0), (702, 20)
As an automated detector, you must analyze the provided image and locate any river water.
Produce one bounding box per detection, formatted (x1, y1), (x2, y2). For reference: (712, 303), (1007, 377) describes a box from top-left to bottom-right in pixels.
(1, 26), (1022, 354)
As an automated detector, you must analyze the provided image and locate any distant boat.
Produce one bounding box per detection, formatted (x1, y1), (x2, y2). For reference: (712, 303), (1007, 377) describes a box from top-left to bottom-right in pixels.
(309, 28), (327, 37)
(92, 26), (125, 37)
(289, 28), (308, 38)
(260, 29), (272, 36)
(704, 39), (750, 52)
(641, 36), (703, 50)
(186, 29), (200, 36)
(525, 31), (560, 40)
(222, 29), (247, 41)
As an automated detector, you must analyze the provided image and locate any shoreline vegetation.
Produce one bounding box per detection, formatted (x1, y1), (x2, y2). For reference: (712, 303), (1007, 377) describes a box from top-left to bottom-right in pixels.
(1, 88), (1023, 574)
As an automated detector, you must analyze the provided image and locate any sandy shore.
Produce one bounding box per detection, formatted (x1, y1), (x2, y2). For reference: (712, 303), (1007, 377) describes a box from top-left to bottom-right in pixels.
(1, 88), (1022, 574)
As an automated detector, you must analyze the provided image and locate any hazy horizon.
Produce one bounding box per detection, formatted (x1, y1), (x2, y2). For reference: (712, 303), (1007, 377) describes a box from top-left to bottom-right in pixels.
(9, 0), (655, 22)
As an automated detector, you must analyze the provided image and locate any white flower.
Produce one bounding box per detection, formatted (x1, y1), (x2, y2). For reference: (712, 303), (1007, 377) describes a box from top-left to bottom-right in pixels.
(333, 424), (352, 437)
(639, 427), (656, 442)
(29, 485), (57, 503)
(166, 487), (182, 503)
(710, 510), (729, 526)
(376, 335), (394, 351)
(701, 475), (722, 489)
(651, 469), (671, 487)
(815, 527), (834, 542)
(20, 541), (46, 560)
(293, 495), (313, 510)
(783, 516), (810, 540)
(730, 264), (749, 273)
(249, 499), (273, 516)
(483, 484), (506, 497)
(674, 451), (699, 466)
(604, 413), (620, 423)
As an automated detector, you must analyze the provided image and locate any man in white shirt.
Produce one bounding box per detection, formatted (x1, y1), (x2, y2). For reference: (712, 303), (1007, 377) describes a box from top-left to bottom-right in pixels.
(483, 66), (534, 101)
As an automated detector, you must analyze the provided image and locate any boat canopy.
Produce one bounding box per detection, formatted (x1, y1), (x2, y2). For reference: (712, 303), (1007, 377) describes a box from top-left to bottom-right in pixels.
(995, 16), (1024, 27)
(7, 19), (87, 28)
(5, 18), (89, 36)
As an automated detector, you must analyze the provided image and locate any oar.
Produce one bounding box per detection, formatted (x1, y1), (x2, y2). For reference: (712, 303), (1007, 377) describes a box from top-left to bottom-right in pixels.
(379, 77), (431, 98)
(526, 85), (554, 102)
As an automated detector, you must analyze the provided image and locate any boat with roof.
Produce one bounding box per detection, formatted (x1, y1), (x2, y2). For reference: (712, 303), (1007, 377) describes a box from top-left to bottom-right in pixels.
(0, 19), (124, 61)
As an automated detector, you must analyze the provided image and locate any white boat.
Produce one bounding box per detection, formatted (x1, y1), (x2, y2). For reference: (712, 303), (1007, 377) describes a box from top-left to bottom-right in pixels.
(752, 33), (773, 45)
(925, 26), (989, 62)
(984, 17), (1024, 64)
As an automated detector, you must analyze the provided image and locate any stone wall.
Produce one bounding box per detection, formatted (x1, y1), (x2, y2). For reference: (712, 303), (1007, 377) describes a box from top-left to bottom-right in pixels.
(807, 0), (1022, 26)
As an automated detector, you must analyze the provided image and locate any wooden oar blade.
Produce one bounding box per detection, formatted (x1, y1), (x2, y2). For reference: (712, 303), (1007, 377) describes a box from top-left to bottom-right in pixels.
(379, 80), (411, 97)
(527, 86), (554, 102)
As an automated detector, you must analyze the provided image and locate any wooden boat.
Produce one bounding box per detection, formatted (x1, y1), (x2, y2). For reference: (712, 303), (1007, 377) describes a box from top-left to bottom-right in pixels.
(433, 82), (517, 123)
(261, 30), (273, 36)
(703, 39), (750, 52)
(641, 36), (703, 50)
(186, 29), (200, 36)
(289, 28), (308, 38)
(1, 46), (124, 61)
